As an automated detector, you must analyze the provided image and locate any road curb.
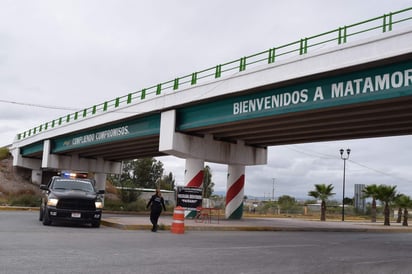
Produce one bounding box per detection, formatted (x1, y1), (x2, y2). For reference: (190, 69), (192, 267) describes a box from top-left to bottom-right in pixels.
(2, 207), (412, 233)
(100, 219), (412, 233)
(0, 206), (38, 211)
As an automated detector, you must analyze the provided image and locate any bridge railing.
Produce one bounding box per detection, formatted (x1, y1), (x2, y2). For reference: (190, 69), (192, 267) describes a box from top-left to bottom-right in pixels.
(16, 7), (412, 141)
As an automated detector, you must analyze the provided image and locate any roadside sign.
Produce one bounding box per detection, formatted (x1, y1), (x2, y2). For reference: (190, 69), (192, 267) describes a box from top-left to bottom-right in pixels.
(176, 186), (202, 210)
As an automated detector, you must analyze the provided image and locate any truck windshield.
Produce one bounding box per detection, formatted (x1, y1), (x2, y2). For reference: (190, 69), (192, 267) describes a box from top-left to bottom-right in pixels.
(52, 179), (95, 192)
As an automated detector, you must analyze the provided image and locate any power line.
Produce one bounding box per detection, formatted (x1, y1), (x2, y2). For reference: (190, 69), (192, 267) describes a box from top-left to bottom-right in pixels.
(287, 145), (335, 159)
(348, 159), (412, 184)
(287, 145), (412, 184)
(0, 98), (138, 115)
(0, 99), (76, 111)
(0, 98), (146, 115)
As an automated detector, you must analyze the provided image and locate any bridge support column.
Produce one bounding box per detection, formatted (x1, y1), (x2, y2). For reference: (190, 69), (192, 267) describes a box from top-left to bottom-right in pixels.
(184, 158), (204, 188)
(159, 109), (266, 220)
(226, 165), (245, 219)
(184, 158), (204, 217)
(94, 173), (107, 192)
(31, 169), (42, 185)
(11, 147), (41, 170)
(159, 110), (267, 166)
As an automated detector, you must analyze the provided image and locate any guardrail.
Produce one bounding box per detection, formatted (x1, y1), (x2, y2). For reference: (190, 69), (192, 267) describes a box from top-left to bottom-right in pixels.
(16, 7), (412, 141)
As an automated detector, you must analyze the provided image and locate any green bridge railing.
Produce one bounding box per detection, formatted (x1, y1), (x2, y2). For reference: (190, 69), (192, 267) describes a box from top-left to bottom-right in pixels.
(17, 7), (412, 141)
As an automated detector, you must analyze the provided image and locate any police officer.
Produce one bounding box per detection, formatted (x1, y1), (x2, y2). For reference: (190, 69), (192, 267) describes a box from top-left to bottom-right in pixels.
(146, 189), (166, 232)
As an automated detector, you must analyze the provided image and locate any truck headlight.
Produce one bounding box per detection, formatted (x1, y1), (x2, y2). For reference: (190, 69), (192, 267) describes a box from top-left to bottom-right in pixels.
(95, 201), (103, 209)
(47, 198), (58, 207)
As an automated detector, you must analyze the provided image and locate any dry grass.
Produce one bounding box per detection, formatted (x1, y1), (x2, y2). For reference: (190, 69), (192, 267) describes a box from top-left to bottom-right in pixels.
(243, 212), (373, 222)
(0, 147), (9, 160)
(105, 180), (119, 195)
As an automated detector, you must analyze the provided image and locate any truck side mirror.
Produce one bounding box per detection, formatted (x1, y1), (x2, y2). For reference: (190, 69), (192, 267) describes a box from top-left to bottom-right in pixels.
(40, 185), (48, 191)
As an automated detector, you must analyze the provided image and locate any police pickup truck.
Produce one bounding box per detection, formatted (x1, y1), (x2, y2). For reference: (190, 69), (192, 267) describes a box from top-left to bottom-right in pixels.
(39, 173), (105, 227)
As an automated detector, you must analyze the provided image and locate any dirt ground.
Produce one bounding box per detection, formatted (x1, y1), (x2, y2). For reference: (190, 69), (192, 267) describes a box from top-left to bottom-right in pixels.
(0, 156), (120, 202)
(0, 157), (40, 196)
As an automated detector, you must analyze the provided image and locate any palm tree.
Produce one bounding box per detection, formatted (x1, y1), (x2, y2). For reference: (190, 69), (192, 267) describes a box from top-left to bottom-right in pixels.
(308, 184), (335, 221)
(394, 194), (404, 223)
(395, 194), (412, 226)
(362, 184), (379, 223)
(376, 185), (398, 226)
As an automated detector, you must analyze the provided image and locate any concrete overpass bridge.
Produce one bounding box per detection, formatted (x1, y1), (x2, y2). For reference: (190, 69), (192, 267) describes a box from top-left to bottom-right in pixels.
(10, 8), (412, 219)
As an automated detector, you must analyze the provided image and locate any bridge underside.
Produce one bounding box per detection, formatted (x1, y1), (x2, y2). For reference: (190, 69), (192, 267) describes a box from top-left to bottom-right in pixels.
(183, 95), (412, 147)
(180, 53), (412, 148)
(69, 135), (165, 161)
(20, 135), (165, 162)
(21, 96), (412, 162)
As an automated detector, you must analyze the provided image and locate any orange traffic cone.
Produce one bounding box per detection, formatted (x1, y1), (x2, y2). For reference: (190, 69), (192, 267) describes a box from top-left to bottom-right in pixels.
(171, 206), (185, 234)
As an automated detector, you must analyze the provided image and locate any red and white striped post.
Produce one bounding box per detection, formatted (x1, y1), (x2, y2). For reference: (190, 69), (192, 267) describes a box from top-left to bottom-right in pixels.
(185, 158), (204, 188)
(184, 158), (204, 218)
(226, 165), (245, 219)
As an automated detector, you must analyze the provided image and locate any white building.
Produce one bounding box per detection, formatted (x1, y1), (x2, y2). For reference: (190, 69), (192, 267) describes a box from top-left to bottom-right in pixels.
(354, 184), (366, 212)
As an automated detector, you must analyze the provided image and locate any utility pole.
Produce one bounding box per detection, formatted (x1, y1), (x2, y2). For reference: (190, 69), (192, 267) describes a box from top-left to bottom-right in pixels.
(272, 178), (275, 201)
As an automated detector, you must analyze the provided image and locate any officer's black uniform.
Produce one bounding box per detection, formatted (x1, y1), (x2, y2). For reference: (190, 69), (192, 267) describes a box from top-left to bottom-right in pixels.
(146, 192), (166, 232)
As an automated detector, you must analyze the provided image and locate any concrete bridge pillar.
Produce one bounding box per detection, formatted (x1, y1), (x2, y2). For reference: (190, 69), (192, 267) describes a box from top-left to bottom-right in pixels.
(183, 158), (204, 217)
(226, 165), (245, 219)
(159, 109), (266, 220)
(94, 173), (107, 192)
(31, 169), (43, 185)
(93, 158), (107, 192)
(184, 158), (204, 188)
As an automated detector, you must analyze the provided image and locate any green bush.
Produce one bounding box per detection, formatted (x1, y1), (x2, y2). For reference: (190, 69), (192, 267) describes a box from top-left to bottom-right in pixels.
(9, 194), (40, 207)
(0, 147), (9, 160)
(124, 199), (146, 211)
(103, 198), (147, 212)
(119, 189), (141, 203)
(103, 199), (125, 211)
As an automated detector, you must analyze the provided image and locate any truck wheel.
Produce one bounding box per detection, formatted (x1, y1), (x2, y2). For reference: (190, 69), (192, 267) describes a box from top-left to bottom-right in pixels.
(91, 221), (100, 228)
(39, 207), (44, 221)
(42, 209), (51, 226)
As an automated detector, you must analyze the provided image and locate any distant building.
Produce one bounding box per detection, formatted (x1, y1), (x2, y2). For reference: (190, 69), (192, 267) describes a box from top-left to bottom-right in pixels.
(354, 184), (366, 212)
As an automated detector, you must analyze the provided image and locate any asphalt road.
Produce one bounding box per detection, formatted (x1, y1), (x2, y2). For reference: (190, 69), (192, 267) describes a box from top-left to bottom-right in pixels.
(0, 211), (411, 274)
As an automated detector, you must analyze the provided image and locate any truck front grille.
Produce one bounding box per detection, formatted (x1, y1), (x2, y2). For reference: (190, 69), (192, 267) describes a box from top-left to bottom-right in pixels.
(57, 199), (95, 210)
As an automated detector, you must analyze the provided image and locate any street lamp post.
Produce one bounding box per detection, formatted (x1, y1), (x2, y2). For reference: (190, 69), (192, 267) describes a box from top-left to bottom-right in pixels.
(340, 148), (351, 222)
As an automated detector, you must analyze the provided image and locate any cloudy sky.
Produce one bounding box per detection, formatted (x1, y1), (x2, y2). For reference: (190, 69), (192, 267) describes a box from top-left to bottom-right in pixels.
(1, 0), (411, 200)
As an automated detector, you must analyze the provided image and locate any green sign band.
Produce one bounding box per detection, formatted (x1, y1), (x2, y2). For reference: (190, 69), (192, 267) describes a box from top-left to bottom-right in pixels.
(52, 114), (160, 153)
(177, 60), (412, 130)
